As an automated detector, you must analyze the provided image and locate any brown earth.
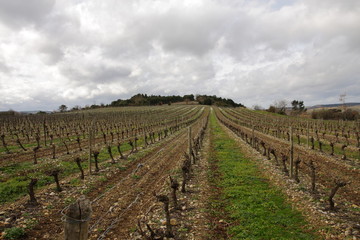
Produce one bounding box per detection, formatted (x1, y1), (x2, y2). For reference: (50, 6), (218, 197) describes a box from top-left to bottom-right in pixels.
(0, 117), (201, 239)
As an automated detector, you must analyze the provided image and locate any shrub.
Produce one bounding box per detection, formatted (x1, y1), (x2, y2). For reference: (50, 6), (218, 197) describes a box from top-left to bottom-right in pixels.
(311, 108), (359, 120)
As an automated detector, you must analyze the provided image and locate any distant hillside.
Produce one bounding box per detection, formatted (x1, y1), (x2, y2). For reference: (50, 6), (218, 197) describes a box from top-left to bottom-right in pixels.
(0, 110), (52, 116)
(0, 110), (20, 116)
(20, 111), (52, 114)
(309, 102), (360, 109)
(110, 94), (244, 108)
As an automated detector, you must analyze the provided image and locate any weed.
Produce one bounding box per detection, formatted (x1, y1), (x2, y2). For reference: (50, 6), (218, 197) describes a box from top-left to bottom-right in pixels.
(4, 227), (26, 239)
(64, 197), (75, 205)
(117, 166), (126, 171)
(24, 218), (38, 230)
(178, 227), (189, 232)
(132, 174), (140, 179)
(69, 178), (81, 186)
(99, 176), (107, 182)
(46, 204), (54, 209)
(82, 187), (92, 195)
(130, 226), (137, 233)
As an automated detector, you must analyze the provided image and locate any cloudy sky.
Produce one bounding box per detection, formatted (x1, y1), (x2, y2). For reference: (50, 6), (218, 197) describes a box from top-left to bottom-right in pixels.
(0, 0), (359, 111)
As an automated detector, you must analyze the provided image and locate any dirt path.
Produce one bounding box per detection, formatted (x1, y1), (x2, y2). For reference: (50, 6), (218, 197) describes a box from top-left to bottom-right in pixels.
(90, 128), (192, 239)
(111, 114), (213, 240)
(9, 128), (180, 239)
(46, 118), (205, 240)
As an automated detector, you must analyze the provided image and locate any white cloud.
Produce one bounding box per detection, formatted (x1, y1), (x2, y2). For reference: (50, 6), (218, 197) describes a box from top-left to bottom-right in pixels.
(0, 0), (359, 111)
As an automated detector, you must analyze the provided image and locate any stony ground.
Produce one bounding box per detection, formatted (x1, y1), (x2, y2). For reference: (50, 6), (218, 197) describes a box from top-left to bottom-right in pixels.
(1, 110), (359, 240)
(219, 117), (360, 240)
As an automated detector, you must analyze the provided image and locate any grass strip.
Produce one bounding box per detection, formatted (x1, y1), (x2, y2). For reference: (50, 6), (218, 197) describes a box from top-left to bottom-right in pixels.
(209, 112), (317, 240)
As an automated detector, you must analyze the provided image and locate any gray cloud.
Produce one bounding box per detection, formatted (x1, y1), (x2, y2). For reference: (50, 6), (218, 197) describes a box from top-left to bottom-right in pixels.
(59, 58), (132, 86)
(0, 61), (11, 73)
(0, 0), (359, 111)
(37, 41), (64, 65)
(0, 0), (55, 29)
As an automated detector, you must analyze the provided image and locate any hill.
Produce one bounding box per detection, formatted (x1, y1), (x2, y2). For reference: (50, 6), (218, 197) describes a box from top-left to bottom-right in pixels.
(110, 94), (244, 108)
(309, 102), (360, 109)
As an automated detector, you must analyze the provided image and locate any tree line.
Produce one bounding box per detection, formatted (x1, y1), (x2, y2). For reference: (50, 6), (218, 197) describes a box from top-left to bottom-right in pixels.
(109, 94), (244, 108)
(110, 94), (192, 106)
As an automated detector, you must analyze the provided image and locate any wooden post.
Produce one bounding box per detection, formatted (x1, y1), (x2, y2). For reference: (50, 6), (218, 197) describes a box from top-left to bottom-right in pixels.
(252, 125), (255, 148)
(89, 119), (95, 175)
(306, 121), (309, 149)
(88, 127), (92, 175)
(290, 127), (294, 178)
(144, 132), (147, 148)
(188, 127), (192, 163)
(43, 118), (47, 147)
(64, 196), (92, 240)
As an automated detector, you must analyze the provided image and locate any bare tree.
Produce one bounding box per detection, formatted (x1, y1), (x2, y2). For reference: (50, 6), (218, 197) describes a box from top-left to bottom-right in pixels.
(274, 99), (288, 115)
(339, 93), (347, 112)
(252, 104), (263, 110)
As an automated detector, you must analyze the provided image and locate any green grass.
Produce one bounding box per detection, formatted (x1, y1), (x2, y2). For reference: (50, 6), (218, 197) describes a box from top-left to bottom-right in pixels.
(0, 174), (53, 203)
(209, 113), (317, 240)
(0, 162), (34, 175)
(0, 176), (28, 203)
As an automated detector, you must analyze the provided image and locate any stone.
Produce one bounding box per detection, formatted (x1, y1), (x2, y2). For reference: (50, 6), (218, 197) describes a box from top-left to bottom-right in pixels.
(345, 229), (352, 236)
(170, 219), (177, 226)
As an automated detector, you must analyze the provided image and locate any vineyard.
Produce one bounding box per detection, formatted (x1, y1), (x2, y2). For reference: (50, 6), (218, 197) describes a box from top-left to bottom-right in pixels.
(0, 105), (359, 239)
(215, 107), (360, 238)
(216, 107), (360, 203)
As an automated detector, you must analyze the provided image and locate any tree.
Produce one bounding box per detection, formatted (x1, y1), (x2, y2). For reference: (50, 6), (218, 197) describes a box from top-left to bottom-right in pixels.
(273, 100), (288, 115)
(291, 100), (306, 115)
(252, 104), (263, 110)
(203, 98), (213, 105)
(339, 93), (347, 112)
(267, 105), (276, 113)
(71, 105), (81, 111)
(183, 94), (195, 101)
(291, 100), (299, 111)
(59, 104), (68, 112)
